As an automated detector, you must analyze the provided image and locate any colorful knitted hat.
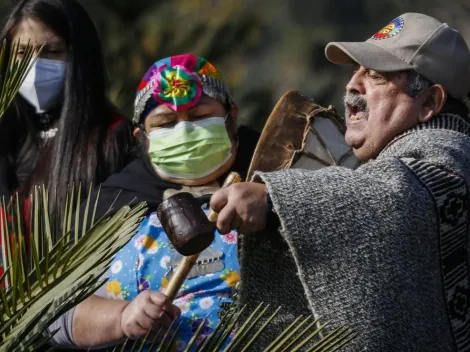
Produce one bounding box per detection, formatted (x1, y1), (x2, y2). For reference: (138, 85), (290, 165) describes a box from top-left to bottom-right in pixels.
(133, 53), (236, 124)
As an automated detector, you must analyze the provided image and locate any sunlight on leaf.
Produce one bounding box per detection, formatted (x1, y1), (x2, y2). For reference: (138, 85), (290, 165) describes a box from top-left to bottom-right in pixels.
(0, 39), (42, 121)
(108, 301), (357, 352)
(0, 184), (147, 351)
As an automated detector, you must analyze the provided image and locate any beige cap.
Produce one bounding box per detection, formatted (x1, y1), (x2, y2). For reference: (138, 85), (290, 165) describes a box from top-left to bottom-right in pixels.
(325, 13), (470, 100)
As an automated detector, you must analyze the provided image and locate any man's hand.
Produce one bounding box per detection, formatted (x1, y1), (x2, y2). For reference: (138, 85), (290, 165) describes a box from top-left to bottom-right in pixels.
(120, 290), (181, 339)
(210, 182), (268, 234)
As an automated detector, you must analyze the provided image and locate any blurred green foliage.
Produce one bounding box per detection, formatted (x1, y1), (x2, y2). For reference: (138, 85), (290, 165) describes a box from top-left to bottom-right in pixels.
(1, 0), (469, 131)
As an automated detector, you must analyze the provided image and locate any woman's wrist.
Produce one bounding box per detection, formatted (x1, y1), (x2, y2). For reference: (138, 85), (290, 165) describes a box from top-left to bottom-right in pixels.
(117, 300), (131, 340)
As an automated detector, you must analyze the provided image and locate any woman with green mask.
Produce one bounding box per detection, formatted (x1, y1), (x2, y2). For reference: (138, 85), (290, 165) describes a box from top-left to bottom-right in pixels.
(47, 54), (260, 351)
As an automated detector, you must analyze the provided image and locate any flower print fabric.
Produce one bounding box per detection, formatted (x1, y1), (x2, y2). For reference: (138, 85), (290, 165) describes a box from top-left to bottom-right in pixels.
(107, 207), (240, 351)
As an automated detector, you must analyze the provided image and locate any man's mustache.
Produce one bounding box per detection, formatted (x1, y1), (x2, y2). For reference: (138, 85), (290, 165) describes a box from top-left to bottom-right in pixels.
(343, 93), (369, 119)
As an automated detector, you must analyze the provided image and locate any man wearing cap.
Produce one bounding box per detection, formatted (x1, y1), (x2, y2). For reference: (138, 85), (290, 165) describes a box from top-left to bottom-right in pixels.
(211, 13), (470, 350)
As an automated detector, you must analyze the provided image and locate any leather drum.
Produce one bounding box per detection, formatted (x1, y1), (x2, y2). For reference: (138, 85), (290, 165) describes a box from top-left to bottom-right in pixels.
(246, 90), (360, 181)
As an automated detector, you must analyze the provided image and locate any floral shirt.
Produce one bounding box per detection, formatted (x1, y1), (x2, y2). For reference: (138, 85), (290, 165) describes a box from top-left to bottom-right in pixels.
(106, 207), (240, 351)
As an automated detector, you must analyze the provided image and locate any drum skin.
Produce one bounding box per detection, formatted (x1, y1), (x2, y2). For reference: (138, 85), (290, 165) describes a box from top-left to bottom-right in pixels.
(246, 90), (360, 181)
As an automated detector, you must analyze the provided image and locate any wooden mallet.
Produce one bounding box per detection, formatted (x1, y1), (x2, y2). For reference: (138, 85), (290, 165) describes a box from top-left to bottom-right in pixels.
(157, 172), (242, 301)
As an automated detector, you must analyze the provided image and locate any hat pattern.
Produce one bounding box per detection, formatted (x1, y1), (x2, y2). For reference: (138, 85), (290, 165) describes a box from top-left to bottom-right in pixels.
(134, 54), (235, 124)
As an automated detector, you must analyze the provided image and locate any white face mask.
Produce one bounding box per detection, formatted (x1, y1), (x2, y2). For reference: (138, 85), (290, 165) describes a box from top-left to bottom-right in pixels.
(19, 58), (66, 113)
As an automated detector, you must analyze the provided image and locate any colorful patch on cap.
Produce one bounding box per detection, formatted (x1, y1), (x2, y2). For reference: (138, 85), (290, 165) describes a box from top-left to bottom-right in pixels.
(372, 17), (404, 40)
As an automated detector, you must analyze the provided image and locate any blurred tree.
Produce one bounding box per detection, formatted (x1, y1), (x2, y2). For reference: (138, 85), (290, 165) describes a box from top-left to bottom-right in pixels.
(0, 0), (469, 130)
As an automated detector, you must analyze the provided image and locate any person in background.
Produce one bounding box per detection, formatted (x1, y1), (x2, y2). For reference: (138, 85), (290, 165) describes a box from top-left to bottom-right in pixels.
(0, 0), (136, 207)
(0, 0), (136, 278)
(47, 53), (260, 351)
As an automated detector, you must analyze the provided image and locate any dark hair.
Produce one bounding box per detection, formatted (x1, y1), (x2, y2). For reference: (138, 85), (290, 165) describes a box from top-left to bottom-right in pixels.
(0, 0), (131, 216)
(406, 70), (470, 118)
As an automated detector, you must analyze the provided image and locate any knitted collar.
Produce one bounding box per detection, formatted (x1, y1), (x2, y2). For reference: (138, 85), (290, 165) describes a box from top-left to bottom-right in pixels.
(382, 113), (470, 153)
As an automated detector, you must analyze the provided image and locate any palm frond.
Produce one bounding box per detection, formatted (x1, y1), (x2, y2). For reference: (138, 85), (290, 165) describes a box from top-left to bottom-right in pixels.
(0, 186), (147, 351)
(0, 38), (149, 351)
(109, 301), (357, 352)
(0, 39), (42, 120)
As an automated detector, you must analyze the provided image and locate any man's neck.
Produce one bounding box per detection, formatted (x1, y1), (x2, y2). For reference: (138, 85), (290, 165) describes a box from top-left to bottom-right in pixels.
(382, 112), (470, 154)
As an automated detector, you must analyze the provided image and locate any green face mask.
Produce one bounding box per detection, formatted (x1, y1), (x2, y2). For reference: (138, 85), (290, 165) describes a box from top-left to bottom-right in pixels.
(148, 116), (233, 179)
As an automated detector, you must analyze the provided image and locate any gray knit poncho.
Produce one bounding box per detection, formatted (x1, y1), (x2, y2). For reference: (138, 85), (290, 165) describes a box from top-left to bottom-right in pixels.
(239, 113), (470, 351)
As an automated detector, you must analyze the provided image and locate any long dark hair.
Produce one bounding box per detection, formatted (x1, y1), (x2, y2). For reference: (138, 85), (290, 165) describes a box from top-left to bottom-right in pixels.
(0, 0), (130, 216)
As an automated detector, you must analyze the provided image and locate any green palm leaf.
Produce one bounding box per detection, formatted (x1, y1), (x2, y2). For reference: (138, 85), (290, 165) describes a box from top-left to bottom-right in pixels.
(0, 185), (147, 351)
(0, 39), (149, 351)
(0, 39), (42, 120)
(109, 301), (357, 352)
(0, 38), (149, 352)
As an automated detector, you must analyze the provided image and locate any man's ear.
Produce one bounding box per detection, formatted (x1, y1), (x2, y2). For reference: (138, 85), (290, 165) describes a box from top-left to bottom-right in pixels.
(419, 84), (447, 122)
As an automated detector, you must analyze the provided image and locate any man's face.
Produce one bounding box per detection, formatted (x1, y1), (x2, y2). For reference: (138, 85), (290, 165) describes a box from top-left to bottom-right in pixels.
(343, 66), (423, 161)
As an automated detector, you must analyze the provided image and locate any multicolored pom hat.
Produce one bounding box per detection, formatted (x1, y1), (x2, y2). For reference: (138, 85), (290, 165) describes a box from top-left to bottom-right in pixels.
(133, 53), (236, 124)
